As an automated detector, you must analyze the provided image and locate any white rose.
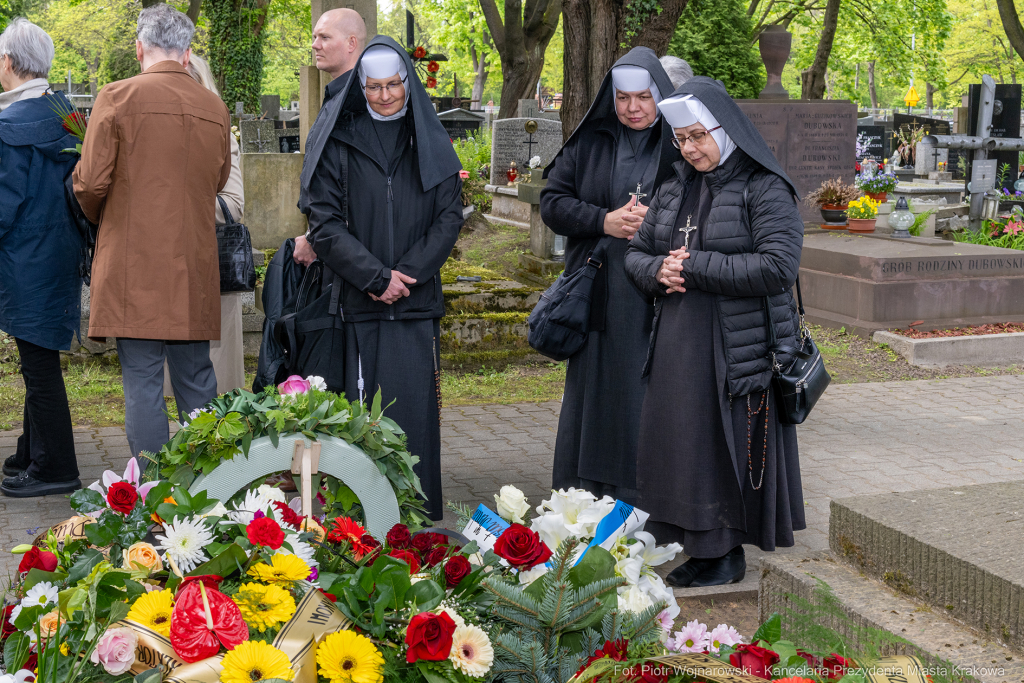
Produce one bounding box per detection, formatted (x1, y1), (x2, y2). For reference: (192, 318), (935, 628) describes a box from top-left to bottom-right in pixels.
(256, 484), (288, 504)
(494, 485), (530, 524)
(517, 564), (549, 586)
(306, 376), (328, 391)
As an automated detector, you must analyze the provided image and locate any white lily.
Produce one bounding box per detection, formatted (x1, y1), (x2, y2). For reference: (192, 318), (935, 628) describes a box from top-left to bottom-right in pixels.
(530, 513), (572, 551)
(630, 531), (683, 569)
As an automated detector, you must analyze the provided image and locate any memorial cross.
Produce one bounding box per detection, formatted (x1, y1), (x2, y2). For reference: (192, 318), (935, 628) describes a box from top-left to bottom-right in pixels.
(679, 214), (697, 249)
(254, 126), (275, 153)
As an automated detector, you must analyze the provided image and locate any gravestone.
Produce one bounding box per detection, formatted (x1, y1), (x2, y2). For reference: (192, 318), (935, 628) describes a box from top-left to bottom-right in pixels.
(914, 141), (948, 176)
(855, 125), (886, 164)
(240, 119), (278, 154)
(891, 113), (950, 169)
(438, 108), (484, 139)
(736, 100), (858, 222)
(260, 94), (281, 120)
(517, 99), (559, 121)
(968, 83), (1022, 189)
(489, 117), (562, 186)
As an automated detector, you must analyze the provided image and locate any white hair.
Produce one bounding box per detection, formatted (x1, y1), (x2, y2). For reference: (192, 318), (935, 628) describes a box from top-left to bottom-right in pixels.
(0, 18), (54, 79)
(186, 54), (218, 96)
(660, 55), (694, 89)
(137, 4), (194, 55)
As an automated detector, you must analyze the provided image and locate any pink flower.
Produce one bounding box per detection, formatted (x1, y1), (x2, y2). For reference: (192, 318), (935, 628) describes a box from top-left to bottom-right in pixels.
(278, 375), (311, 395)
(459, 169), (470, 179)
(87, 457), (158, 517)
(91, 626), (138, 675)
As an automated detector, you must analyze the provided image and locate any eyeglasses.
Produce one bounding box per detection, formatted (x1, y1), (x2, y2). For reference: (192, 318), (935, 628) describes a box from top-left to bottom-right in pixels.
(671, 126), (722, 149)
(364, 80), (406, 95)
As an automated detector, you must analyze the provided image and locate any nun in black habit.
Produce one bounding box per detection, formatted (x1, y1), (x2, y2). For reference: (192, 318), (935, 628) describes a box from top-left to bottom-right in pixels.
(298, 36), (465, 522)
(540, 47), (676, 504)
(624, 77), (806, 587)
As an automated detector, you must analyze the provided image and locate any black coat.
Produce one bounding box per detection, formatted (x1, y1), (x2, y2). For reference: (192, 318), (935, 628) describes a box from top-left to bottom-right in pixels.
(254, 239), (306, 391)
(624, 151), (804, 397)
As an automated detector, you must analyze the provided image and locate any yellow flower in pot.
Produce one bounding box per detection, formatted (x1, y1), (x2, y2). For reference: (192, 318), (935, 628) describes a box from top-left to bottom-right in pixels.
(805, 177), (860, 229)
(846, 196), (879, 233)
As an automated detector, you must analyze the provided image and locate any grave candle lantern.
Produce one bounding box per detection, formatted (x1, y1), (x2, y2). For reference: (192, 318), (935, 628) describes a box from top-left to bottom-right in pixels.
(889, 197), (914, 238)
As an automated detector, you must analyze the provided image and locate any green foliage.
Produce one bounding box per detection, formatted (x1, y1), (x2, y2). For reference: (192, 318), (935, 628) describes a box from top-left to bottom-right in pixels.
(206, 0), (269, 114)
(97, 0), (141, 85)
(452, 128), (491, 174)
(621, 0), (663, 49)
(260, 0), (310, 103)
(668, 0), (765, 99)
(953, 218), (1024, 250)
(155, 387), (430, 526)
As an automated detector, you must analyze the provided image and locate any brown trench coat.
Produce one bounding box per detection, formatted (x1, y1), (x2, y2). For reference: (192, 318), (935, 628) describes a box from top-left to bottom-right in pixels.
(74, 61), (232, 341)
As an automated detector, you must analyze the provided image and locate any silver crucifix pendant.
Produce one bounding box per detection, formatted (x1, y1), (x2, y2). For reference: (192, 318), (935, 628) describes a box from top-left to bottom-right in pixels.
(679, 214), (696, 249)
(628, 181), (647, 208)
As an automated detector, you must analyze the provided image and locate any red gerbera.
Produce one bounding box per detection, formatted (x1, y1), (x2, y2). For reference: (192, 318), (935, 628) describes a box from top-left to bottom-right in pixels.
(576, 639), (629, 677)
(272, 501), (303, 529)
(327, 516), (365, 544)
(427, 60), (440, 73)
(413, 46), (427, 59)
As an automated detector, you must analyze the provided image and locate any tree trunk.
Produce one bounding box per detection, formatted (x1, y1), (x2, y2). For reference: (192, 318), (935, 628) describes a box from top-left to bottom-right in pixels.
(187, 0), (202, 24)
(470, 43), (489, 108)
(559, 0), (689, 139)
(800, 0), (841, 99)
(480, 0), (562, 119)
(996, 0), (1024, 64)
(141, 0), (160, 6)
(868, 60), (878, 108)
(926, 82), (935, 113)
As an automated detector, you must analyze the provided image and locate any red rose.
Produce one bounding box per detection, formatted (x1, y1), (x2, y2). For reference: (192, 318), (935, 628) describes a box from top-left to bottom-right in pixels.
(443, 555), (472, 588)
(386, 524), (412, 548)
(823, 653), (853, 680)
(388, 548), (420, 574)
(729, 644), (780, 679)
(427, 60), (440, 73)
(426, 77), (437, 89)
(272, 501), (303, 529)
(1, 605), (16, 640)
(246, 517), (285, 549)
(796, 649), (819, 669)
(424, 546), (448, 567)
(411, 534), (434, 553)
(413, 46), (426, 59)
(23, 654), (36, 672)
(107, 481), (139, 514)
(405, 612), (456, 663)
(18, 547), (58, 574)
(493, 523), (552, 569)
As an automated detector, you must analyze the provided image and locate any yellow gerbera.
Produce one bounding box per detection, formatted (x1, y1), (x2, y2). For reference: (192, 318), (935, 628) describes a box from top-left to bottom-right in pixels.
(126, 589), (175, 637)
(247, 553), (311, 585)
(231, 582), (297, 632)
(220, 641), (295, 683)
(316, 630), (384, 683)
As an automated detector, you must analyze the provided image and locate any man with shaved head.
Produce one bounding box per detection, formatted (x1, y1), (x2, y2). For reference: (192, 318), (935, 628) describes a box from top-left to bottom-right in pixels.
(293, 8), (367, 265)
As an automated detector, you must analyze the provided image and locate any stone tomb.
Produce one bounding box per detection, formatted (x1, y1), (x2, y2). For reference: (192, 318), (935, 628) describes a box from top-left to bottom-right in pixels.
(489, 117), (562, 186)
(799, 231), (1024, 332)
(736, 100), (858, 223)
(438, 108), (484, 140)
(240, 119), (301, 155)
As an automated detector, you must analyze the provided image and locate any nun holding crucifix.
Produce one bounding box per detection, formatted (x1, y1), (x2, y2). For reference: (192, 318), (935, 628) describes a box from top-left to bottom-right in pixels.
(624, 77), (807, 588)
(539, 47), (677, 506)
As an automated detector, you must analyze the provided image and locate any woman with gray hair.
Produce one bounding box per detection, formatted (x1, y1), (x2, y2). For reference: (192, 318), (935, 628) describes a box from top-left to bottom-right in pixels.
(0, 18), (83, 497)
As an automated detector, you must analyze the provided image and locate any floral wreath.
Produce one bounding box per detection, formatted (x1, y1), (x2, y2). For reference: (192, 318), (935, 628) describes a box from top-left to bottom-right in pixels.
(408, 44), (445, 90)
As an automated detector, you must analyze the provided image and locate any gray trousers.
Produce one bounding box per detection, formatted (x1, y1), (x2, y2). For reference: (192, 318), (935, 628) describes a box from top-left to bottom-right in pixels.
(117, 339), (217, 457)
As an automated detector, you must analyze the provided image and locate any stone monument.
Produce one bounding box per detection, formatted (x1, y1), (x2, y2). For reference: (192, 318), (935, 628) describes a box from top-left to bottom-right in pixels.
(438, 108), (484, 140)
(967, 82), (1022, 189)
(757, 26), (791, 100)
(516, 98), (559, 121)
(488, 117), (562, 186)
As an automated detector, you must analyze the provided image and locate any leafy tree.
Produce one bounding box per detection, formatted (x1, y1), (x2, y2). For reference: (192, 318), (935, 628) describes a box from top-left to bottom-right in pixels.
(422, 0), (496, 107)
(37, 0), (113, 89)
(98, 0), (141, 85)
(668, 0), (765, 99)
(206, 0), (271, 114)
(260, 0), (309, 103)
(480, 0), (561, 119)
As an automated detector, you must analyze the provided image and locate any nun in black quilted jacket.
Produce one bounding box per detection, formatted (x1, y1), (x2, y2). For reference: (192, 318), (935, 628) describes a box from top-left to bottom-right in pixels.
(624, 77), (806, 588)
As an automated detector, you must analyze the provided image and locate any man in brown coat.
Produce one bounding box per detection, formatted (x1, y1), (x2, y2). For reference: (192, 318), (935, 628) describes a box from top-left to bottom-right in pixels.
(74, 3), (231, 458)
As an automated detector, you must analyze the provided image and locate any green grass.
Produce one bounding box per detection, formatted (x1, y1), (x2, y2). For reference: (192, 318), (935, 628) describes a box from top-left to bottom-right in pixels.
(441, 361), (566, 405)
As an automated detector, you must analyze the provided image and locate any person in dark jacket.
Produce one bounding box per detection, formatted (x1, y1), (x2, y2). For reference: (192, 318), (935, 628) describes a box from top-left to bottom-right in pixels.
(624, 77), (806, 587)
(0, 18), (83, 497)
(539, 47), (676, 504)
(298, 36), (464, 521)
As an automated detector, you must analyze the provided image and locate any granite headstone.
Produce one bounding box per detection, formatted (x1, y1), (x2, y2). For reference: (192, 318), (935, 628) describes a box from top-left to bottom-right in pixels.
(517, 99), (559, 121)
(489, 117), (562, 186)
(240, 119), (279, 154)
(736, 100), (858, 222)
(438, 108), (484, 140)
(856, 125), (886, 164)
(968, 83), (1022, 189)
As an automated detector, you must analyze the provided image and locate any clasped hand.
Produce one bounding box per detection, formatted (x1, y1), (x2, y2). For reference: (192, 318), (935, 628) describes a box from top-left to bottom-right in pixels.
(657, 247), (689, 294)
(370, 270), (417, 305)
(603, 199), (647, 240)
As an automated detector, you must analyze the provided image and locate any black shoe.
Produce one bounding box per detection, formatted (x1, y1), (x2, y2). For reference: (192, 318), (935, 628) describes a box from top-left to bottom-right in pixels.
(0, 472), (81, 498)
(666, 556), (718, 588)
(689, 546), (746, 587)
(2, 455), (26, 477)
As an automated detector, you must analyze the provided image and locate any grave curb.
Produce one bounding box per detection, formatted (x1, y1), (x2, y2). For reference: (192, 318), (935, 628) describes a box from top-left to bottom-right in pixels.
(872, 330), (1024, 366)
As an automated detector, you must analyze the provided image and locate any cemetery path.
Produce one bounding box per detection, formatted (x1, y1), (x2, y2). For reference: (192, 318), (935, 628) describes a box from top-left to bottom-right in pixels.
(1, 374), (1022, 584)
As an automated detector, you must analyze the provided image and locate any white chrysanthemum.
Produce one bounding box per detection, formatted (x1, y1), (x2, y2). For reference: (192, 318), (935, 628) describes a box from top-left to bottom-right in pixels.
(21, 582), (58, 610)
(449, 625), (494, 678)
(306, 376), (328, 391)
(517, 564), (549, 586)
(155, 516), (214, 574)
(434, 604), (466, 629)
(256, 484), (288, 504)
(228, 489), (278, 525)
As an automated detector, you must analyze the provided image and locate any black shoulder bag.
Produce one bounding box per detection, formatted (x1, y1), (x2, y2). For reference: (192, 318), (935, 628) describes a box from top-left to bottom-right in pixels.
(272, 146), (348, 392)
(216, 197), (258, 292)
(527, 238), (611, 361)
(64, 171), (98, 285)
(763, 280), (830, 424)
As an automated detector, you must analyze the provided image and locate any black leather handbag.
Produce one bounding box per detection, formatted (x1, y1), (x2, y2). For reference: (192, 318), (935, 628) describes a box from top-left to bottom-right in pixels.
(527, 239), (610, 361)
(216, 197), (258, 292)
(764, 278), (830, 425)
(64, 171), (98, 285)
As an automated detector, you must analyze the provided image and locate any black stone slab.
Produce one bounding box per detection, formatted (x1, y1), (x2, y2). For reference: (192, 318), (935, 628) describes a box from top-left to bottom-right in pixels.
(856, 124), (885, 163)
(737, 100), (858, 222)
(968, 83), (1022, 189)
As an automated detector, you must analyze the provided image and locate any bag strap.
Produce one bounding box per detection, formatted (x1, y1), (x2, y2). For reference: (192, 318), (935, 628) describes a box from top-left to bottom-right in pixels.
(217, 196), (235, 225)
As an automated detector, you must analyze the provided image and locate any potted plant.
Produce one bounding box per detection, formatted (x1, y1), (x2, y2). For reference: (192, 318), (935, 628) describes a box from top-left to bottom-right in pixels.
(856, 171), (899, 202)
(846, 195), (880, 232)
(805, 178), (860, 228)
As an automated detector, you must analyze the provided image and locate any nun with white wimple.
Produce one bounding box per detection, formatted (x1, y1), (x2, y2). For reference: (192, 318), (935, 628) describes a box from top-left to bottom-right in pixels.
(298, 36), (465, 522)
(625, 77), (807, 588)
(540, 47), (677, 506)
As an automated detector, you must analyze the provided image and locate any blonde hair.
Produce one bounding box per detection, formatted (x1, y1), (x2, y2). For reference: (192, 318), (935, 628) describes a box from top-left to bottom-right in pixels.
(186, 54), (218, 96)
